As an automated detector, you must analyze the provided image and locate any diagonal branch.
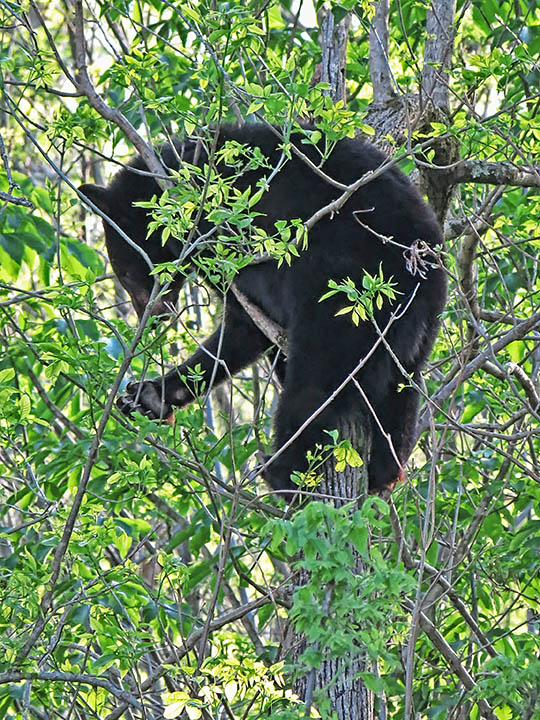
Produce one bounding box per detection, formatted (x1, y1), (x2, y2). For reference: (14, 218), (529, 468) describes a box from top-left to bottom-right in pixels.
(417, 311), (540, 435)
(507, 363), (540, 409)
(70, 0), (166, 179)
(231, 284), (289, 354)
(402, 599), (498, 720)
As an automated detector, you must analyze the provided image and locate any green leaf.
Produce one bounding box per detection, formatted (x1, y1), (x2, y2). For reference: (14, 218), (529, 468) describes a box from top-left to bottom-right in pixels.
(190, 524), (210, 554)
(257, 603), (274, 629)
(113, 530), (132, 559)
(18, 394), (31, 419)
(461, 400), (485, 423)
(166, 525), (197, 552)
(0, 368), (15, 383)
(358, 671), (384, 693)
(349, 525), (368, 555)
(224, 681), (237, 702)
(335, 305), (354, 316)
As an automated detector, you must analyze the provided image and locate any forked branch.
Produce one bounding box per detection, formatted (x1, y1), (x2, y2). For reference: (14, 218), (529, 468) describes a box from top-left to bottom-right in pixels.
(70, 0), (166, 179)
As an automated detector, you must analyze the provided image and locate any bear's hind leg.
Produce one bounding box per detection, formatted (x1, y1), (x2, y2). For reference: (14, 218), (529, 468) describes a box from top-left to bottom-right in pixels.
(365, 378), (420, 493)
(263, 346), (348, 498)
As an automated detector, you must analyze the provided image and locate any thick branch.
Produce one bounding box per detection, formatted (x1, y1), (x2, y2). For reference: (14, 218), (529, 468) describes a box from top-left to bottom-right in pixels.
(457, 230), (481, 319)
(369, 0), (394, 105)
(444, 187), (504, 240)
(421, 0), (456, 111)
(507, 363), (540, 409)
(448, 159), (540, 187)
(0, 190), (33, 207)
(231, 284), (289, 355)
(290, 420), (373, 720)
(286, 11), (375, 719)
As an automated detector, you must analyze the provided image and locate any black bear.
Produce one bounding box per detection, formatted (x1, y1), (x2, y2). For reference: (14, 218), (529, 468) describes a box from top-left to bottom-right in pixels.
(80, 124), (446, 496)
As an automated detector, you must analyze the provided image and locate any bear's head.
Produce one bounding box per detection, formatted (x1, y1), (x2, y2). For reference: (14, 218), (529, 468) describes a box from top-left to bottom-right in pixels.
(79, 171), (183, 320)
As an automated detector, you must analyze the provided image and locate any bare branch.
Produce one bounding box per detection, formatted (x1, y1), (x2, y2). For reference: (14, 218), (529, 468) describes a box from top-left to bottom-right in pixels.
(2, 79), (83, 97)
(507, 363), (540, 409)
(457, 230), (482, 319)
(456, 188), (504, 318)
(231, 284), (289, 355)
(418, 311), (540, 434)
(0, 189), (33, 207)
(0, 671), (142, 711)
(479, 309), (523, 325)
(445, 191), (504, 241)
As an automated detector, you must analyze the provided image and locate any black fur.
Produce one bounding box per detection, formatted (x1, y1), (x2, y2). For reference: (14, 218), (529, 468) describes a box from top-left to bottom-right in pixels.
(80, 124), (446, 495)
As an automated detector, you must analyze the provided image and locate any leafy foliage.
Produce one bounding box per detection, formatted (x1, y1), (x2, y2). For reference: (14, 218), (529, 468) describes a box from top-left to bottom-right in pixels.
(0, 0), (539, 719)
(320, 267), (400, 325)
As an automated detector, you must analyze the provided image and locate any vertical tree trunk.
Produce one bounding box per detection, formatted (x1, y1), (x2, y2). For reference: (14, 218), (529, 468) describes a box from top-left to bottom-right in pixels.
(289, 420), (375, 720)
(418, 0), (459, 222)
(369, 0), (394, 106)
(318, 3), (351, 105)
(421, 0), (457, 110)
(284, 9), (376, 719)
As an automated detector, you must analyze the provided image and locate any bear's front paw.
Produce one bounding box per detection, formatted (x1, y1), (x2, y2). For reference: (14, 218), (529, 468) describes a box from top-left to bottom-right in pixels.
(117, 380), (175, 425)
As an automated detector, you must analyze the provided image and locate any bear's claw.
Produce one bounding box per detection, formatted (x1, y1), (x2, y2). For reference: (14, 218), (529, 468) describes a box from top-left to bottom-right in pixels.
(117, 380), (175, 425)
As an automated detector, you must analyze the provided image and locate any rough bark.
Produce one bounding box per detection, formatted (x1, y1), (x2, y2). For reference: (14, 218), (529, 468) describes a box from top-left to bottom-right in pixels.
(364, 0), (461, 223)
(289, 420), (374, 720)
(318, 3), (351, 105)
(369, 0), (394, 106)
(448, 158), (540, 187)
(280, 6), (376, 717)
(415, 0), (460, 220)
(421, 0), (457, 111)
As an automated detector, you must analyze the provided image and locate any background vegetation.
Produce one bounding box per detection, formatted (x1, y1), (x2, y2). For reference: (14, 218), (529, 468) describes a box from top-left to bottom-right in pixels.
(0, 0), (539, 718)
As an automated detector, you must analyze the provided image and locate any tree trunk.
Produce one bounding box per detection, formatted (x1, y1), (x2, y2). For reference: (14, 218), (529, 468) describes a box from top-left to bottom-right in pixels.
(288, 420), (375, 720)
(283, 8), (376, 719)
(318, 3), (351, 105)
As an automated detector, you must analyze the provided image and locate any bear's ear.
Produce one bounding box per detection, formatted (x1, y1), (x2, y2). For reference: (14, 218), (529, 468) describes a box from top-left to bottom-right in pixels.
(79, 184), (110, 215)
